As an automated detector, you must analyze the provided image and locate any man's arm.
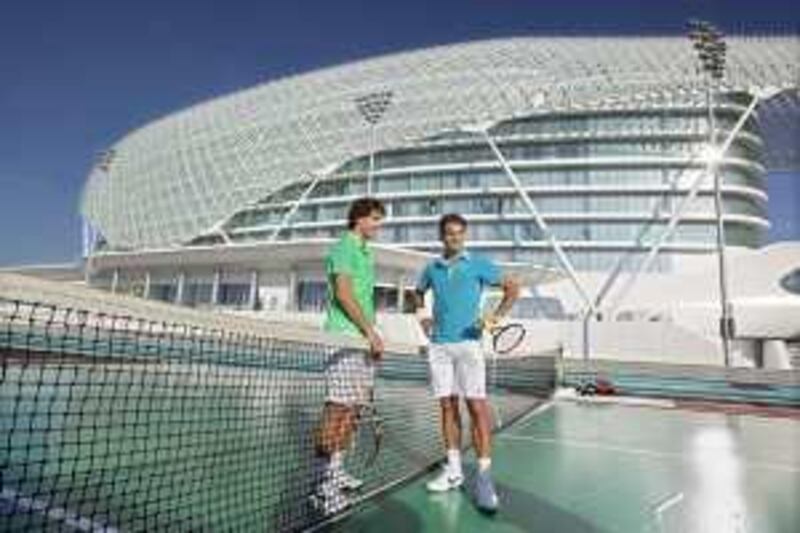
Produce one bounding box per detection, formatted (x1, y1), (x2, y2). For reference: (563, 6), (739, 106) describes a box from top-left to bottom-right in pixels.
(412, 289), (433, 337)
(482, 275), (520, 329)
(412, 266), (433, 337)
(333, 273), (384, 357)
(491, 275), (521, 319)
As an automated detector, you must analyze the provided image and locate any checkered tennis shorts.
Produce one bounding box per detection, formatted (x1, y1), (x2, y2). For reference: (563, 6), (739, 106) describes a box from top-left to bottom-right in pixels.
(325, 348), (375, 406)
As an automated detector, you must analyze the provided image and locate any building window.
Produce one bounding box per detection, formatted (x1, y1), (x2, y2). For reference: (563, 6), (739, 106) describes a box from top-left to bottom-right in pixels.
(425, 199), (440, 216)
(297, 281), (327, 312)
(151, 284), (177, 303)
(392, 226), (409, 242)
(219, 283), (250, 307)
(184, 283), (213, 307)
(374, 287), (398, 313)
(478, 197), (501, 215)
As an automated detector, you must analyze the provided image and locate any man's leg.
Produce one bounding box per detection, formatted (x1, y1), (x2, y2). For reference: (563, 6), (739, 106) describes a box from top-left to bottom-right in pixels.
(316, 402), (356, 459)
(440, 395), (463, 476)
(459, 341), (499, 512)
(465, 398), (491, 467)
(311, 349), (365, 514)
(318, 350), (370, 491)
(315, 402), (357, 480)
(427, 345), (464, 492)
(310, 402), (355, 514)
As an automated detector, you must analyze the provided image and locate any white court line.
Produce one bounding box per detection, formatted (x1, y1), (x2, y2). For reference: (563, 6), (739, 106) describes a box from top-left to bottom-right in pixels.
(0, 488), (119, 532)
(504, 400), (555, 427)
(496, 434), (800, 473)
(654, 492), (684, 533)
(654, 491), (684, 515)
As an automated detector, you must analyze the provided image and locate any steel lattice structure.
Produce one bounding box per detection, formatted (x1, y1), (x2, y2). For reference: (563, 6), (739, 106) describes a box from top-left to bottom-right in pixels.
(81, 35), (800, 250)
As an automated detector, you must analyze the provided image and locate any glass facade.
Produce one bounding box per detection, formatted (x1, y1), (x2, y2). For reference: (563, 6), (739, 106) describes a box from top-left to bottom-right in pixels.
(183, 282), (213, 307)
(296, 281), (327, 313)
(218, 283), (251, 307)
(221, 98), (767, 272)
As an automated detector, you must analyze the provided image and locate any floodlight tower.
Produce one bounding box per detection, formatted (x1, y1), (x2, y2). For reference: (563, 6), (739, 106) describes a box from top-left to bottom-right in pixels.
(355, 90), (394, 195)
(688, 19), (734, 367)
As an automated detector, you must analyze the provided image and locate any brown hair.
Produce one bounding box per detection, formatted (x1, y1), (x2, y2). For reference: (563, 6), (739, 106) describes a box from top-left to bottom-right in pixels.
(438, 213), (467, 238)
(347, 197), (386, 229)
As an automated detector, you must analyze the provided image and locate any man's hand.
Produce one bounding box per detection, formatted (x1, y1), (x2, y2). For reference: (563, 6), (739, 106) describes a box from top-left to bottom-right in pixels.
(478, 312), (499, 332)
(366, 328), (384, 360)
(419, 317), (433, 338)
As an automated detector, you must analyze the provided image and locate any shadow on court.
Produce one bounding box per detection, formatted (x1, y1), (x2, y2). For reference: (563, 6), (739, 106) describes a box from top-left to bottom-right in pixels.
(330, 468), (602, 533)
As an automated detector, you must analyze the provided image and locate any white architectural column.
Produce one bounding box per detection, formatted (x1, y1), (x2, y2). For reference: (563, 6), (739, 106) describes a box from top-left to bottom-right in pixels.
(110, 268), (119, 294)
(83, 256), (93, 286)
(211, 269), (221, 305)
(143, 271), (151, 300)
(396, 275), (406, 312)
(175, 271), (186, 305)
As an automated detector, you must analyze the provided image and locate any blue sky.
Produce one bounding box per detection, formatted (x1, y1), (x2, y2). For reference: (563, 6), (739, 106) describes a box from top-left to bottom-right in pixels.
(0, 0), (797, 266)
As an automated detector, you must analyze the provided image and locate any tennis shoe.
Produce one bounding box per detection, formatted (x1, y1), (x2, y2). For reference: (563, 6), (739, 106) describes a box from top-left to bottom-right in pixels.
(426, 468), (464, 492)
(474, 470), (499, 512)
(333, 468), (364, 491)
(309, 476), (350, 516)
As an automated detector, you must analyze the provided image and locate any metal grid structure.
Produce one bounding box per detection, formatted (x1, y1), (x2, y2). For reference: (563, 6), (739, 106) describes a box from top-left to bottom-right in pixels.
(81, 36), (800, 251)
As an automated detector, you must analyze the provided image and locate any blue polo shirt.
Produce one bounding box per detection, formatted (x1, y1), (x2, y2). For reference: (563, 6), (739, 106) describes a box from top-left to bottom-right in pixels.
(416, 252), (502, 344)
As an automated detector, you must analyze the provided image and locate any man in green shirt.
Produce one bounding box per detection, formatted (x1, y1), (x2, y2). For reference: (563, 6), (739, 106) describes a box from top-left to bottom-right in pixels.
(311, 197), (386, 516)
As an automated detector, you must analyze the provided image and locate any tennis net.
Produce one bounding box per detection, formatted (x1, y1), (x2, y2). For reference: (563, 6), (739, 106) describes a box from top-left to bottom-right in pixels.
(0, 298), (555, 532)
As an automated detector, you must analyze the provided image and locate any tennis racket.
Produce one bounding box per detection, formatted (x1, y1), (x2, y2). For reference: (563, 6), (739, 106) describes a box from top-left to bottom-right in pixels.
(351, 389), (383, 469)
(491, 322), (526, 355)
(482, 321), (526, 430)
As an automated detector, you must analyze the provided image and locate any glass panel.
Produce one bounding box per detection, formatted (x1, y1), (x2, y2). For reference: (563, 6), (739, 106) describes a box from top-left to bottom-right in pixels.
(377, 176), (410, 193)
(219, 283), (250, 307)
(319, 205), (345, 221)
(297, 281), (327, 312)
(184, 283), (213, 306)
(408, 225), (438, 241)
(150, 284), (177, 303)
(374, 286), (399, 312)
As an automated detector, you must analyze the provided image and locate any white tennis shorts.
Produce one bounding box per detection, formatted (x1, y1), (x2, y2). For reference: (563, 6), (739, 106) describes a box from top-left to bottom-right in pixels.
(325, 349), (375, 406)
(428, 340), (486, 399)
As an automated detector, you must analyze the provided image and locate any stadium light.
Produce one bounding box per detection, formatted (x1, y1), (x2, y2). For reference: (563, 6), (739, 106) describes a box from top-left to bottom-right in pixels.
(355, 90), (394, 195)
(687, 19), (734, 367)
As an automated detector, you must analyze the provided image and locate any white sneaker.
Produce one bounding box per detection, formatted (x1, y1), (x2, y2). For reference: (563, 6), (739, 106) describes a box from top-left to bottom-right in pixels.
(309, 477), (350, 516)
(426, 468), (464, 493)
(333, 468), (364, 491)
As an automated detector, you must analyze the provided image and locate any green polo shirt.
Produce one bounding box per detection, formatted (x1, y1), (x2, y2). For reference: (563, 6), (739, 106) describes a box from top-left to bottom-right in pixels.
(324, 231), (376, 337)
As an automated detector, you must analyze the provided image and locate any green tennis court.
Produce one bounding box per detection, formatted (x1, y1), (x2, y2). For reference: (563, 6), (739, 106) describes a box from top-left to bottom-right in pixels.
(333, 400), (799, 533)
(2, 298), (799, 532)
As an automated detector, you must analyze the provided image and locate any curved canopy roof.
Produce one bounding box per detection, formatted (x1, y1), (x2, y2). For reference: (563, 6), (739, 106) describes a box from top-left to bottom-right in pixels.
(81, 35), (800, 250)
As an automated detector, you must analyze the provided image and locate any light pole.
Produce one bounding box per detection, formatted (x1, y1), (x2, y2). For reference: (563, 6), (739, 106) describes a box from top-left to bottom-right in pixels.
(355, 90), (394, 196)
(688, 19), (734, 367)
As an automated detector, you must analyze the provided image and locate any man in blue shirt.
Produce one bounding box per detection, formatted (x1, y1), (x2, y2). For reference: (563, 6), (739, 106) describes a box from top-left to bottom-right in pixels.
(414, 213), (520, 512)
